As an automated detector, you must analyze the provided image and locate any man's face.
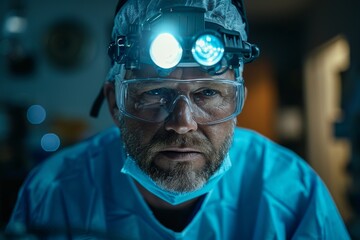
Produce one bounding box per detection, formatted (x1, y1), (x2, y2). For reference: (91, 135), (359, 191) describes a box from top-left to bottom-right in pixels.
(107, 66), (237, 193)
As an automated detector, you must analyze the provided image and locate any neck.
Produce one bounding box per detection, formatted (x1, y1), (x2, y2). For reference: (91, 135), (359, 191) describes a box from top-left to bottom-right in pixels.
(135, 181), (202, 232)
(135, 181), (199, 210)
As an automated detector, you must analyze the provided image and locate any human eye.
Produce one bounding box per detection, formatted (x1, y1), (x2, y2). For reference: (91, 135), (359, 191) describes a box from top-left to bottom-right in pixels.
(136, 87), (172, 107)
(194, 88), (220, 100)
(142, 88), (170, 97)
(200, 88), (220, 97)
(128, 80), (174, 101)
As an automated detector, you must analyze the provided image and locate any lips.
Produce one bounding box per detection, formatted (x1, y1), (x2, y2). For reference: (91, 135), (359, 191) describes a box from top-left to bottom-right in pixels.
(156, 147), (205, 163)
(160, 151), (202, 161)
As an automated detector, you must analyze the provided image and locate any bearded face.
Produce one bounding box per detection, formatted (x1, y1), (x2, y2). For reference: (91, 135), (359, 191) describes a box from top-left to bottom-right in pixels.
(108, 67), (237, 193)
(115, 109), (235, 193)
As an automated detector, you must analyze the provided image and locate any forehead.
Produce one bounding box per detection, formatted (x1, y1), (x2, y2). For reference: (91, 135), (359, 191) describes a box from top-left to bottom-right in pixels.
(125, 65), (235, 80)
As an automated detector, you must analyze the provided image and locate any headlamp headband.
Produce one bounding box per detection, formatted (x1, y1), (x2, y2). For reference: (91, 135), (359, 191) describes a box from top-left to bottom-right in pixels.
(108, 6), (259, 75)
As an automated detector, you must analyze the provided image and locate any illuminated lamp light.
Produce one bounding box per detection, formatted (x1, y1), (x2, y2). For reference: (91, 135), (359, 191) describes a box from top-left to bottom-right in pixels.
(149, 33), (183, 69)
(192, 34), (224, 67)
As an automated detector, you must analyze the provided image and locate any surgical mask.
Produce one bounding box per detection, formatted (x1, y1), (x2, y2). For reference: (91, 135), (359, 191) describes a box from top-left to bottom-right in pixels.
(121, 153), (232, 205)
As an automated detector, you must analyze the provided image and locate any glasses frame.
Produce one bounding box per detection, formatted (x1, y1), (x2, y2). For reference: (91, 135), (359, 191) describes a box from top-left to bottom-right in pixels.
(115, 77), (245, 125)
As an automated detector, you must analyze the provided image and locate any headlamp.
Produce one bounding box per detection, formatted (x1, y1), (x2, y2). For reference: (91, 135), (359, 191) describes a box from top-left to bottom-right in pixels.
(149, 33), (183, 69)
(192, 33), (224, 67)
(108, 6), (260, 75)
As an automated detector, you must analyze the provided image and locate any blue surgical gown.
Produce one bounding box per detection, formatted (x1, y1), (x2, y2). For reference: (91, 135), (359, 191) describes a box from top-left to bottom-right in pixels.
(7, 127), (350, 239)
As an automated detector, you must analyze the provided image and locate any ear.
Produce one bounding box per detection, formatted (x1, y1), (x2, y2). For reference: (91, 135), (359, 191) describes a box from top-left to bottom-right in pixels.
(103, 81), (118, 120)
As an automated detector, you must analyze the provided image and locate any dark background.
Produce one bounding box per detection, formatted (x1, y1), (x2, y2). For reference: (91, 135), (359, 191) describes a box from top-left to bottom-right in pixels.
(1, 0), (359, 238)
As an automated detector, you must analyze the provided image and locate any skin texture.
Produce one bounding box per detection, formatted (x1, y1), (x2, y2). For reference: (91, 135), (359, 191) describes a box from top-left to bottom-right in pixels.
(104, 66), (240, 211)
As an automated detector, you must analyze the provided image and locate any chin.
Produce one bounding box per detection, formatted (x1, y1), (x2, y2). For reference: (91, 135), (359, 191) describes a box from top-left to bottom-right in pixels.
(149, 162), (208, 193)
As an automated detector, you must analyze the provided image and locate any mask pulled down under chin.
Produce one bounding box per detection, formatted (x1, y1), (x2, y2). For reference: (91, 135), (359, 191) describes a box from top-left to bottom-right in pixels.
(120, 154), (232, 206)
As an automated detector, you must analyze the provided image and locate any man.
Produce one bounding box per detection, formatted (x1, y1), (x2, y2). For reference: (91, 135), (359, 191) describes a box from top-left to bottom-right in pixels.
(6, 0), (350, 239)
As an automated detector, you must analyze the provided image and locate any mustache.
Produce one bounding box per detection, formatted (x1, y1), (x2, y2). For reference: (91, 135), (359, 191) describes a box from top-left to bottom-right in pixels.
(146, 130), (213, 154)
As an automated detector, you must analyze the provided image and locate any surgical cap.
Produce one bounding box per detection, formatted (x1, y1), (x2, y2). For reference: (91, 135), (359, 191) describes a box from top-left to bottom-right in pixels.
(106, 0), (247, 81)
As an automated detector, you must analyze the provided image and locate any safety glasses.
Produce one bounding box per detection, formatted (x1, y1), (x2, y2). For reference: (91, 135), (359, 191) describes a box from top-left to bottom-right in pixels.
(115, 78), (245, 125)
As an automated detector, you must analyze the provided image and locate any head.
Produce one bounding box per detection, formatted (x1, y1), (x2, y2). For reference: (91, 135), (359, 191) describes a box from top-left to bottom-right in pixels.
(103, 0), (259, 193)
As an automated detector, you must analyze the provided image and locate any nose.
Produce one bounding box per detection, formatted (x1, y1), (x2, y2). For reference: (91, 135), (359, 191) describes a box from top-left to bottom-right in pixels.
(164, 96), (198, 134)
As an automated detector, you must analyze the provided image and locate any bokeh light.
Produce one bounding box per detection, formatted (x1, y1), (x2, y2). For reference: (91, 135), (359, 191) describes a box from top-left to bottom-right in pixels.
(27, 105), (46, 124)
(41, 133), (61, 152)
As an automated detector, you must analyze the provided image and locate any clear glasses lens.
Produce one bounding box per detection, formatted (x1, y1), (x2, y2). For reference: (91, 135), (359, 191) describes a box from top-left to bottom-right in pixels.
(115, 79), (244, 125)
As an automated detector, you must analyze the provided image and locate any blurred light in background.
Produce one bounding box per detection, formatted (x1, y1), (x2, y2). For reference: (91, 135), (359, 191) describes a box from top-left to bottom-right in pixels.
(41, 133), (60, 152)
(305, 35), (351, 222)
(26, 104), (46, 124)
(277, 107), (303, 141)
(4, 14), (27, 35)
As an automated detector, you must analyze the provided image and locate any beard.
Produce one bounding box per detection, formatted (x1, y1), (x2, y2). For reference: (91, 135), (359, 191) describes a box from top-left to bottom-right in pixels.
(115, 110), (235, 193)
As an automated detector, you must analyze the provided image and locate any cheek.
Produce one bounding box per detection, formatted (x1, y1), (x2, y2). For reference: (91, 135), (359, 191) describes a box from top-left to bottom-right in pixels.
(203, 121), (235, 147)
(123, 119), (163, 144)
